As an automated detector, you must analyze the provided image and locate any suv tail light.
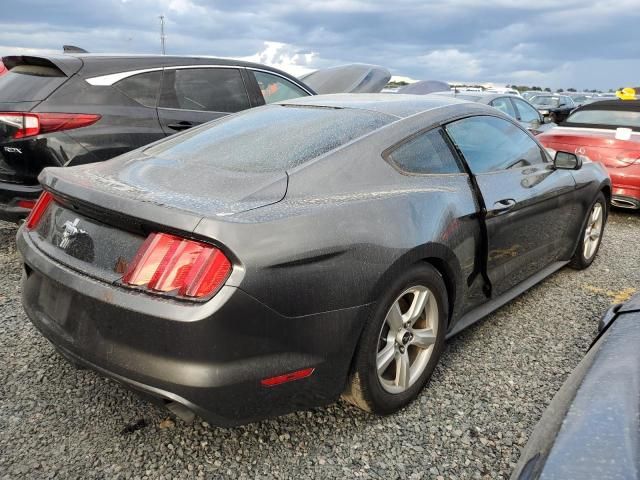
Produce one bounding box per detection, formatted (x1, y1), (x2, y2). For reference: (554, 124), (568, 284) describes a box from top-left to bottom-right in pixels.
(25, 191), (54, 230)
(123, 233), (231, 299)
(0, 61), (7, 76)
(0, 112), (101, 139)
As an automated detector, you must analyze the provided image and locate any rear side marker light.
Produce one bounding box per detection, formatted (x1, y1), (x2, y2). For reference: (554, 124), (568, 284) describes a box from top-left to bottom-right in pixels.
(25, 191), (54, 230)
(123, 232), (231, 299)
(260, 368), (315, 387)
(0, 112), (101, 139)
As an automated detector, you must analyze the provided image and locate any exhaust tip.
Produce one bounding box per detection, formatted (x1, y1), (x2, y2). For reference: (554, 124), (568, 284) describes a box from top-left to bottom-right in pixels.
(611, 196), (640, 210)
(165, 401), (196, 424)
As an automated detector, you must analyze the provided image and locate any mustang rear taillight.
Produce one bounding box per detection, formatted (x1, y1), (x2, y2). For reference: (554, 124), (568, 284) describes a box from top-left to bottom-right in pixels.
(0, 112), (101, 139)
(25, 191), (54, 230)
(123, 232), (231, 299)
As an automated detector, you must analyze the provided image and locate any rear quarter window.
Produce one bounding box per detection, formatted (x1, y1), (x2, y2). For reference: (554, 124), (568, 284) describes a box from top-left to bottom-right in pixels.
(114, 71), (162, 108)
(159, 68), (250, 113)
(385, 128), (463, 174)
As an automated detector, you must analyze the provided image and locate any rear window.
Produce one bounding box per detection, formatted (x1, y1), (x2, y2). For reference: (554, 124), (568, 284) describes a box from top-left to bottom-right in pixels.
(565, 109), (640, 130)
(145, 104), (393, 172)
(0, 64), (67, 102)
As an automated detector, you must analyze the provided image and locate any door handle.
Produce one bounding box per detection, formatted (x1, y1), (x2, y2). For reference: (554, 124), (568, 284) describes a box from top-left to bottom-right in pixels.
(167, 121), (194, 131)
(492, 198), (517, 213)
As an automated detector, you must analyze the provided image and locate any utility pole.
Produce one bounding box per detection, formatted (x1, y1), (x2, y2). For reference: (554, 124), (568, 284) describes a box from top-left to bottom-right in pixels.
(159, 15), (166, 55)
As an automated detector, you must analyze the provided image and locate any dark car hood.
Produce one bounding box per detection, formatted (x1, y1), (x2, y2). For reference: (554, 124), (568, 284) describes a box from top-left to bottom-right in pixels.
(39, 151), (288, 220)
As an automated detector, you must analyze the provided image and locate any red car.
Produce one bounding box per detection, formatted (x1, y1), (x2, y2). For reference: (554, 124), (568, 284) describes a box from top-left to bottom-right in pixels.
(538, 99), (640, 209)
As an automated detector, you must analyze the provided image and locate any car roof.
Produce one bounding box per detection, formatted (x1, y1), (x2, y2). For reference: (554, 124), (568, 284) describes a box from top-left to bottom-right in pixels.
(4, 53), (304, 85)
(576, 99), (640, 111)
(280, 93), (471, 118)
(432, 91), (521, 103)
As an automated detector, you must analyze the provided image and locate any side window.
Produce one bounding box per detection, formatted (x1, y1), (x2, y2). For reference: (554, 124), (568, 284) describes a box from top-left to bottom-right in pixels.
(489, 97), (516, 118)
(251, 71), (309, 104)
(385, 128), (463, 175)
(114, 71), (162, 107)
(445, 116), (546, 173)
(512, 99), (540, 123)
(159, 68), (250, 113)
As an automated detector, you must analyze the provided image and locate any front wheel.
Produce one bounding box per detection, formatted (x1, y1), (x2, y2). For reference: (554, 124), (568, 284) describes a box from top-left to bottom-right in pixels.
(569, 192), (607, 270)
(342, 264), (447, 414)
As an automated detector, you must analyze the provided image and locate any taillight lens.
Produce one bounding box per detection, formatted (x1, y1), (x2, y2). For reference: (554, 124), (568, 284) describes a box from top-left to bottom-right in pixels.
(0, 61), (7, 77)
(25, 191), (54, 230)
(123, 232), (231, 299)
(0, 112), (101, 139)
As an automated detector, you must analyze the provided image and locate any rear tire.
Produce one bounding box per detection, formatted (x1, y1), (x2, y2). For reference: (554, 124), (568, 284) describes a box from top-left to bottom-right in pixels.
(569, 192), (607, 270)
(342, 263), (448, 414)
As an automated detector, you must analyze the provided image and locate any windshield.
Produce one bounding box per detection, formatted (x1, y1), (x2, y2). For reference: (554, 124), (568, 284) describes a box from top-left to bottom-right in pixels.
(565, 109), (640, 130)
(145, 104), (394, 172)
(531, 96), (560, 107)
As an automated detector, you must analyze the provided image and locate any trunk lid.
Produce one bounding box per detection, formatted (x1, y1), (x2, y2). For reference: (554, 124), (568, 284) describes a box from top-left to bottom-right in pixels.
(39, 149), (289, 220)
(539, 127), (640, 168)
(33, 152), (286, 285)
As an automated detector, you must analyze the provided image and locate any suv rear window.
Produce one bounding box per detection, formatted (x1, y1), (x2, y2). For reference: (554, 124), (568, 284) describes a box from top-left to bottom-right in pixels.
(0, 64), (67, 102)
(145, 104), (393, 172)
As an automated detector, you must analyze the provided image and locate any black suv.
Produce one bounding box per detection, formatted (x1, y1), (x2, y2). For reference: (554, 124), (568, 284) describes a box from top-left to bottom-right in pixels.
(0, 54), (315, 221)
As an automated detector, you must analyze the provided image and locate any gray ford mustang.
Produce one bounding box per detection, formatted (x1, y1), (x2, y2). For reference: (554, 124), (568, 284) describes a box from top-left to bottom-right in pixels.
(18, 94), (610, 426)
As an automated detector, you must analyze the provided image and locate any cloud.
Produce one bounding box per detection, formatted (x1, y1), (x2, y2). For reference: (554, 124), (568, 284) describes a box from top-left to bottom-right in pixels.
(0, 0), (638, 89)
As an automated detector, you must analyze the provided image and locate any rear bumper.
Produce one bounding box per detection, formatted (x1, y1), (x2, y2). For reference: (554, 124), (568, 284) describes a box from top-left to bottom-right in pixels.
(0, 182), (41, 222)
(609, 167), (640, 209)
(18, 229), (367, 426)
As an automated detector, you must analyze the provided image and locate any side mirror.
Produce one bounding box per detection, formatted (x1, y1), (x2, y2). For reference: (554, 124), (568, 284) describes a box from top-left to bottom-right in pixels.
(554, 151), (582, 170)
(543, 116), (553, 124)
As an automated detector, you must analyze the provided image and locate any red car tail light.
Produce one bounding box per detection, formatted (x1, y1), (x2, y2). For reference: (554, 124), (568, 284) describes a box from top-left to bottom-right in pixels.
(0, 61), (7, 77)
(25, 191), (54, 230)
(0, 112), (101, 140)
(123, 232), (231, 299)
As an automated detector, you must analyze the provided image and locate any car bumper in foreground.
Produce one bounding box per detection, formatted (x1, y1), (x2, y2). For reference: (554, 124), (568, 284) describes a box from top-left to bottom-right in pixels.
(0, 182), (42, 222)
(18, 230), (366, 426)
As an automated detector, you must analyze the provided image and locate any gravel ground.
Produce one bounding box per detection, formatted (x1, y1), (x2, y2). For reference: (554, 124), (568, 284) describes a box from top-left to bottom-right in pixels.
(1, 211), (639, 480)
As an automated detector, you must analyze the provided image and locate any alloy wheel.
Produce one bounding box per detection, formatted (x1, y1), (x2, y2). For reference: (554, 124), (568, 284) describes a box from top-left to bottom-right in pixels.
(583, 202), (603, 260)
(376, 285), (439, 394)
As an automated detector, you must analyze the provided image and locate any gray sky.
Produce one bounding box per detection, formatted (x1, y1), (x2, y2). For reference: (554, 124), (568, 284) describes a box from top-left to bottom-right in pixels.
(1, 0), (638, 89)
